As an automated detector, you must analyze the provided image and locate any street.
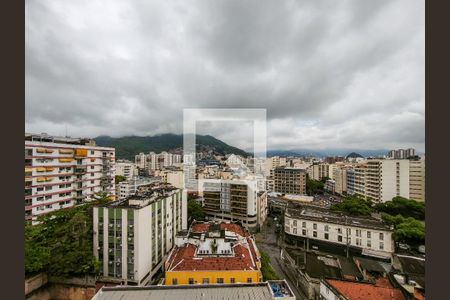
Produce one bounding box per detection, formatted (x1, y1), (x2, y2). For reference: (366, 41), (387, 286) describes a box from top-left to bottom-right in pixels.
(256, 217), (307, 300)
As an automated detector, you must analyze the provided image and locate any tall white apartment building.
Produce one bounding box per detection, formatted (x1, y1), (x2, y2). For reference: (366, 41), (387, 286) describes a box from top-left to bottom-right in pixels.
(93, 183), (187, 285)
(199, 179), (267, 232)
(135, 153), (146, 169)
(365, 159), (410, 203)
(284, 204), (394, 259)
(116, 160), (138, 181)
(25, 133), (115, 222)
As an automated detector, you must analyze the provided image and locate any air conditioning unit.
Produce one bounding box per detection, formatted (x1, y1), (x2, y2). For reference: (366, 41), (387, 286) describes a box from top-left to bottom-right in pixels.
(97, 247), (101, 250)
(109, 224), (113, 227)
(128, 238), (132, 241)
(109, 249), (113, 253)
(109, 261), (113, 264)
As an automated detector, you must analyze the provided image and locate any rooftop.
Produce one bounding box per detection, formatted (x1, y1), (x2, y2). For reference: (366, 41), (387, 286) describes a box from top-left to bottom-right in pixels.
(166, 222), (259, 272)
(100, 182), (178, 209)
(92, 281), (294, 300)
(25, 132), (97, 146)
(285, 202), (393, 231)
(324, 279), (406, 300)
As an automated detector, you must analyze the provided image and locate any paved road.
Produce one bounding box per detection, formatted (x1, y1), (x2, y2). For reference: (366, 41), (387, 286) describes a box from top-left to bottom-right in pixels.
(256, 218), (308, 300)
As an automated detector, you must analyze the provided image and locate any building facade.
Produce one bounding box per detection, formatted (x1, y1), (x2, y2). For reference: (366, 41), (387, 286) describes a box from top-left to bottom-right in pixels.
(273, 167), (307, 195)
(284, 204), (394, 259)
(93, 183), (187, 285)
(409, 158), (425, 201)
(25, 133), (115, 222)
(115, 160), (137, 181)
(200, 179), (267, 232)
(165, 222), (262, 285)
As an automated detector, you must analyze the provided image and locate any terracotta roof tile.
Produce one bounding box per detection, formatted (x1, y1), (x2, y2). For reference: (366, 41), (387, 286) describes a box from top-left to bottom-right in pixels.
(326, 279), (406, 300)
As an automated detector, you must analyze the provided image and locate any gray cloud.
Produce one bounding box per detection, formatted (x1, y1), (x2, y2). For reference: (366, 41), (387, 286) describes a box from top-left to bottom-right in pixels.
(26, 0), (424, 152)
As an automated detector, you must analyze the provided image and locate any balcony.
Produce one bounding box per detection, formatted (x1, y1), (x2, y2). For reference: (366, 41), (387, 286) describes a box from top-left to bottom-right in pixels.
(74, 166), (87, 174)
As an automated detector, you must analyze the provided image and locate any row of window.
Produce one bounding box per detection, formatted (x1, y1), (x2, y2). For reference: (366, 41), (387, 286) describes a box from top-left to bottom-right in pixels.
(289, 227), (385, 250)
(291, 220), (384, 240)
(173, 277), (253, 285)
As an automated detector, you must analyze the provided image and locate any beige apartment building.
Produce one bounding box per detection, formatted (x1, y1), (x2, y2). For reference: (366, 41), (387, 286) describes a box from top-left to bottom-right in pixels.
(274, 167), (307, 195)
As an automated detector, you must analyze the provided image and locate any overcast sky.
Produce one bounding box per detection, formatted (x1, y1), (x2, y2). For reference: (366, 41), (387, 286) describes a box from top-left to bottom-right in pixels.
(26, 0), (424, 152)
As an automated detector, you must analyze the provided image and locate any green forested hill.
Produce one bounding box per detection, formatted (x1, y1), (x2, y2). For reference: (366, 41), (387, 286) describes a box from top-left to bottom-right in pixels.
(94, 134), (249, 160)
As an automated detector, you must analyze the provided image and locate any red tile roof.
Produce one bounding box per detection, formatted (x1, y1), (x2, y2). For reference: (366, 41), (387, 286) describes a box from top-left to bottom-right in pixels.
(326, 279), (406, 300)
(167, 223), (258, 272)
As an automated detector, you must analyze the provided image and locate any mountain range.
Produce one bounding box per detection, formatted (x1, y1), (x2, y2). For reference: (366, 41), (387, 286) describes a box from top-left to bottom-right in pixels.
(94, 134), (249, 160)
(94, 134), (395, 161)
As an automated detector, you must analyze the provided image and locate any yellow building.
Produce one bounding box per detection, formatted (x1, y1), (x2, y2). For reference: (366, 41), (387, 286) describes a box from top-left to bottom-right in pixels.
(165, 222), (262, 285)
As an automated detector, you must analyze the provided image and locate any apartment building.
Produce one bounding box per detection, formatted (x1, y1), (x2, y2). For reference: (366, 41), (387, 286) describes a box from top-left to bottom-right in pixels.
(353, 163), (368, 199)
(333, 166), (348, 195)
(116, 177), (157, 200)
(134, 152), (182, 172)
(307, 163), (333, 181)
(284, 204), (394, 259)
(409, 158), (425, 201)
(346, 168), (356, 196)
(116, 160), (137, 181)
(365, 159), (410, 203)
(324, 179), (335, 194)
(165, 222), (262, 285)
(273, 167), (307, 195)
(388, 148), (416, 159)
(264, 156), (287, 176)
(199, 179), (267, 232)
(93, 183), (187, 285)
(25, 133), (115, 222)
(155, 169), (185, 189)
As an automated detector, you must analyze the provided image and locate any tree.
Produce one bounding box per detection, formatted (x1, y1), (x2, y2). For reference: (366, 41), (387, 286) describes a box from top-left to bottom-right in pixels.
(375, 196), (425, 220)
(382, 213), (425, 246)
(306, 176), (324, 195)
(187, 199), (206, 224)
(260, 251), (279, 280)
(331, 197), (373, 216)
(115, 175), (126, 184)
(25, 201), (103, 277)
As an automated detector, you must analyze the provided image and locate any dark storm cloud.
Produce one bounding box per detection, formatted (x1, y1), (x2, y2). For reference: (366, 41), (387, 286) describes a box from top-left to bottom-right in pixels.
(25, 0), (424, 151)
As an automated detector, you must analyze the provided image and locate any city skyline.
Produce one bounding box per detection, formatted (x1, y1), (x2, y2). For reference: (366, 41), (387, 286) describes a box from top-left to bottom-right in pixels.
(26, 0), (424, 152)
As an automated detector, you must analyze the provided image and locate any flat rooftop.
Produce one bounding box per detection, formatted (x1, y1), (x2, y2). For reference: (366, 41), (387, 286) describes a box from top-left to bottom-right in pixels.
(92, 281), (294, 300)
(285, 202), (392, 231)
(100, 183), (179, 209)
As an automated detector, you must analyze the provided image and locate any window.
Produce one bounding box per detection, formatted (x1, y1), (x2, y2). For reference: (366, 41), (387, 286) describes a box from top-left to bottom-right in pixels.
(380, 242), (384, 250)
(188, 278), (194, 284)
(247, 278), (252, 283)
(313, 231), (317, 238)
(356, 229), (361, 237)
(324, 225), (329, 232)
(91, 166), (94, 169)
(302, 229), (307, 236)
(172, 278), (177, 285)
(338, 235), (342, 242)
(203, 278), (210, 284)
(337, 228), (342, 234)
(90, 150), (95, 155)
(217, 278), (224, 284)
(293, 220), (297, 226)
(324, 233), (329, 240)
(230, 278), (235, 283)
(45, 186), (52, 191)
(367, 240), (371, 248)
(302, 222), (306, 228)
(313, 223), (317, 230)
(347, 228), (351, 235)
(367, 231), (371, 238)
(379, 233), (384, 240)
(356, 238), (361, 246)
(293, 228), (297, 234)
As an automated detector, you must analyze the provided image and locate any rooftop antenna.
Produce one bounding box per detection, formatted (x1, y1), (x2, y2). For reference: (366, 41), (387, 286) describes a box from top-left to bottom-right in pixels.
(65, 124), (68, 138)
